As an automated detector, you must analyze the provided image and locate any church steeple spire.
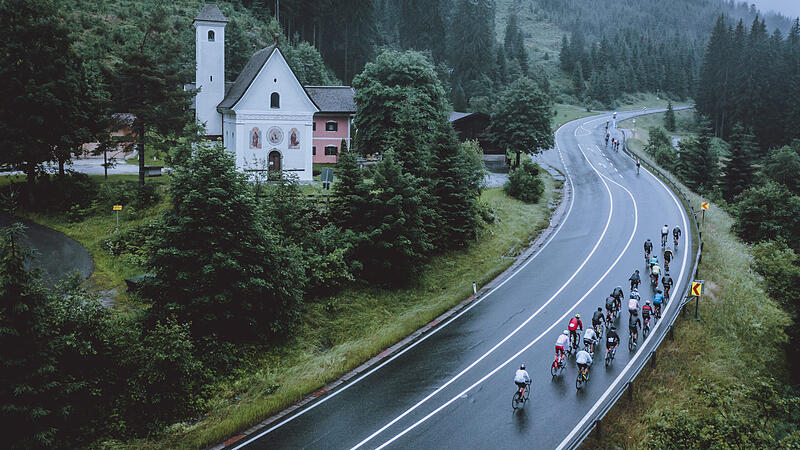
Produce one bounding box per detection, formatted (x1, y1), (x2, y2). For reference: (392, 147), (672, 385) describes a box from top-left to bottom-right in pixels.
(194, 2), (227, 136)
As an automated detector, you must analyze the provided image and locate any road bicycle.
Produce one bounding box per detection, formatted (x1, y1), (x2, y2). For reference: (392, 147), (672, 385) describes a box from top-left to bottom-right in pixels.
(512, 381), (531, 410)
(605, 345), (617, 367)
(650, 273), (659, 290)
(629, 328), (638, 351)
(674, 235), (679, 248)
(605, 308), (615, 325)
(584, 339), (596, 356)
(643, 316), (651, 339)
(551, 352), (566, 377)
(644, 249), (651, 265)
(595, 321), (604, 340)
(576, 365), (590, 390)
(661, 234), (668, 248)
(654, 302), (662, 319)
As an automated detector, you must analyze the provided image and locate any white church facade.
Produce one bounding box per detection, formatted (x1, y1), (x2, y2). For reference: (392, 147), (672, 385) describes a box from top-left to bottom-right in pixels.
(192, 3), (355, 180)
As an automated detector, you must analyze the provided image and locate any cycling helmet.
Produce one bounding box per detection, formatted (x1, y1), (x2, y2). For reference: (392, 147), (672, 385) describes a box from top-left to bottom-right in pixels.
(520, 364), (526, 370)
(645, 300), (651, 305)
(646, 238), (651, 242)
(656, 288), (663, 293)
(597, 307), (602, 311)
(611, 326), (617, 330)
(576, 314), (581, 319)
(563, 330), (569, 335)
(664, 224), (668, 227)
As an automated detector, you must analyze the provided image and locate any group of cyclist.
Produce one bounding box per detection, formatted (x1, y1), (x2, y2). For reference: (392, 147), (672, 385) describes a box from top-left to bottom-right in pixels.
(519, 224), (682, 392)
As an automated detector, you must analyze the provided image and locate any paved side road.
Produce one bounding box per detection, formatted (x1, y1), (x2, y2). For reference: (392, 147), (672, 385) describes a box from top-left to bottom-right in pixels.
(0, 213), (94, 283)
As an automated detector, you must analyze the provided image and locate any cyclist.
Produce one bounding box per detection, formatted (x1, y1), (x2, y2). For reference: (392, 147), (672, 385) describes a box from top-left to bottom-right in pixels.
(606, 325), (619, 357)
(576, 348), (593, 379)
(662, 273), (674, 299)
(629, 313), (642, 343)
(583, 326), (598, 354)
(644, 238), (653, 261)
(605, 121), (609, 130)
(629, 269), (641, 291)
(556, 330), (570, 358)
(673, 225), (682, 247)
(568, 314), (583, 348)
(605, 133), (610, 145)
(636, 159), (641, 174)
(651, 264), (662, 287)
(649, 254), (659, 272)
(605, 295), (616, 321)
(663, 247), (674, 272)
(612, 286), (624, 311)
(628, 293), (639, 318)
(514, 364), (531, 394)
(592, 307), (605, 332)
(661, 224), (669, 247)
(653, 289), (665, 318)
(641, 300), (653, 329)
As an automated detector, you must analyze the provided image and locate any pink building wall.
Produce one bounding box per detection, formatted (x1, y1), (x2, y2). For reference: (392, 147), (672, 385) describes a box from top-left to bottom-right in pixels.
(312, 115), (352, 164)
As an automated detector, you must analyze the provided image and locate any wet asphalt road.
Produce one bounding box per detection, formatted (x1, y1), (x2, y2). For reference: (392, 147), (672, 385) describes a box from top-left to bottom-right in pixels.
(232, 109), (693, 450)
(0, 213), (94, 283)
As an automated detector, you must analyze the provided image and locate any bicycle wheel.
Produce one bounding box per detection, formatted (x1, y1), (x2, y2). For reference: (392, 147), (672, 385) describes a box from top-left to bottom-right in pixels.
(643, 324), (650, 339)
(605, 350), (612, 367)
(576, 373), (584, 390)
(512, 392), (522, 410)
(550, 360), (558, 377)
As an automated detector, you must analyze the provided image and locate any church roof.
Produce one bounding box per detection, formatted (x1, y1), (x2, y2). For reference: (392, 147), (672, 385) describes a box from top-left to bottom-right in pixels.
(217, 45), (278, 111)
(305, 86), (356, 113)
(194, 2), (228, 23)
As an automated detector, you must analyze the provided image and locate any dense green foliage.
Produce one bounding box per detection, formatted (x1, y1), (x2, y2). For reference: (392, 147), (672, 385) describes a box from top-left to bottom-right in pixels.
(0, 224), (207, 447)
(696, 16), (800, 151)
(663, 102), (676, 132)
(487, 77), (553, 167)
(504, 158), (544, 203)
(144, 141), (305, 342)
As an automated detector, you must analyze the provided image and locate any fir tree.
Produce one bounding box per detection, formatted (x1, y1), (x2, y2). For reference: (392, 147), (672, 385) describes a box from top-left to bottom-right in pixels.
(330, 146), (370, 233)
(664, 101), (677, 131)
(723, 123), (757, 201)
(144, 141), (305, 341)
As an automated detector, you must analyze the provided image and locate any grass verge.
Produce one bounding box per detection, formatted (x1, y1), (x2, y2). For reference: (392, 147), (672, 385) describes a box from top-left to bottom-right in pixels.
(136, 177), (558, 449)
(583, 129), (791, 448)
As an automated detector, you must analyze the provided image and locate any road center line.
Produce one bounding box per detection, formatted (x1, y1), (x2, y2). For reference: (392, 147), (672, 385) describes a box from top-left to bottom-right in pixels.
(232, 119), (581, 449)
(556, 145), (690, 450)
(366, 141), (638, 450)
(349, 135), (613, 449)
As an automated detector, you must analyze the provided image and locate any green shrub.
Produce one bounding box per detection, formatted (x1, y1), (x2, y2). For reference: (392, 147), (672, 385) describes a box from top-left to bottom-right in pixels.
(504, 158), (544, 203)
(97, 181), (161, 211)
(2, 173), (98, 213)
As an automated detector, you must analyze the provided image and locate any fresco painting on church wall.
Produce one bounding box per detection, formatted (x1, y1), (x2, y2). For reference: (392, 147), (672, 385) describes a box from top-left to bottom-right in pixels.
(250, 127), (262, 149)
(268, 126), (283, 145)
(289, 128), (300, 149)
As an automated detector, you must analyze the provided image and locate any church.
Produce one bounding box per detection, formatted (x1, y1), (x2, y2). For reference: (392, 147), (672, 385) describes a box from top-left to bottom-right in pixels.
(191, 3), (355, 181)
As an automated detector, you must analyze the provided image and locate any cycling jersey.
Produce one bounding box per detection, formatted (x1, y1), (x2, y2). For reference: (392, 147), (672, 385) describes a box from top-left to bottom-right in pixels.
(556, 334), (569, 348)
(628, 298), (639, 311)
(653, 292), (665, 304)
(630, 290), (641, 300)
(606, 331), (619, 346)
(605, 296), (616, 310)
(613, 287), (624, 300)
(576, 350), (592, 365)
(673, 227), (681, 238)
(644, 241), (653, 252)
(584, 328), (597, 342)
(629, 317), (641, 329)
(630, 271), (641, 283)
(649, 256), (659, 266)
(642, 305), (652, 317)
(568, 317), (583, 331)
(661, 226), (669, 236)
(592, 310), (604, 324)
(652, 265), (662, 277)
(514, 369), (531, 384)
(664, 249), (673, 263)
(662, 277), (674, 290)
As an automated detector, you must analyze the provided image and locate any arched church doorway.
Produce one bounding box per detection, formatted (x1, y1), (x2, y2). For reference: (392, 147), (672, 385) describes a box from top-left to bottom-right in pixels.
(268, 150), (281, 172)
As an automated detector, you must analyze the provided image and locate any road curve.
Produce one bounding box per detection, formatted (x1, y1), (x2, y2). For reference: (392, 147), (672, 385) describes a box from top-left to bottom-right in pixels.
(228, 109), (692, 449)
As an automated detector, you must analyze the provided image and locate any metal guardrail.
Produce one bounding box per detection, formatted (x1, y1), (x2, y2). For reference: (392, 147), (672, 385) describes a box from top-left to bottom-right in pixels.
(564, 129), (703, 449)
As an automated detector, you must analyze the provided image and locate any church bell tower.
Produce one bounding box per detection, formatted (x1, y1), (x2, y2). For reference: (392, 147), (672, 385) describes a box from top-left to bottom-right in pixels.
(193, 2), (227, 136)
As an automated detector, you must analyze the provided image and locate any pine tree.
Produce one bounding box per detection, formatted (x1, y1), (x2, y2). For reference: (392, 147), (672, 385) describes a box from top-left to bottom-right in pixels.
(330, 146), (370, 233)
(664, 101), (677, 131)
(358, 150), (432, 285)
(677, 117), (720, 193)
(144, 141), (305, 341)
(431, 128), (484, 247)
(723, 123), (757, 201)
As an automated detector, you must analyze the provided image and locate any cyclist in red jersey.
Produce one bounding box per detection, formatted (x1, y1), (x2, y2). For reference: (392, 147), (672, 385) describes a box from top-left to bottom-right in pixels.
(568, 314), (583, 348)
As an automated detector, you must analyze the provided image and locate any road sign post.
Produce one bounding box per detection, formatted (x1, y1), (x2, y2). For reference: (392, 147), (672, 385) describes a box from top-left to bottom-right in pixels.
(700, 202), (709, 228)
(113, 205), (122, 232)
(691, 280), (704, 320)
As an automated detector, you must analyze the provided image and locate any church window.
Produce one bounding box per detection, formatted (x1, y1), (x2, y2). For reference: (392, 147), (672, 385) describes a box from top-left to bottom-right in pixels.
(312, 122), (316, 131)
(271, 92), (280, 108)
(208, 30), (215, 42)
(325, 121), (337, 132)
(324, 145), (338, 156)
(312, 146), (316, 155)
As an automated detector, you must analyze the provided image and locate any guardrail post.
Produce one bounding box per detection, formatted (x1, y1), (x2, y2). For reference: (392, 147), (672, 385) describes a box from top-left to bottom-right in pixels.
(627, 381), (633, 401)
(669, 325), (674, 340)
(595, 419), (602, 440)
(651, 350), (657, 368)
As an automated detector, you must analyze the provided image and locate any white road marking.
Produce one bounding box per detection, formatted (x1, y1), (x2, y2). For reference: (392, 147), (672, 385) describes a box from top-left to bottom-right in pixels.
(367, 143), (639, 450)
(232, 117), (582, 450)
(555, 150), (690, 450)
(349, 136), (614, 450)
